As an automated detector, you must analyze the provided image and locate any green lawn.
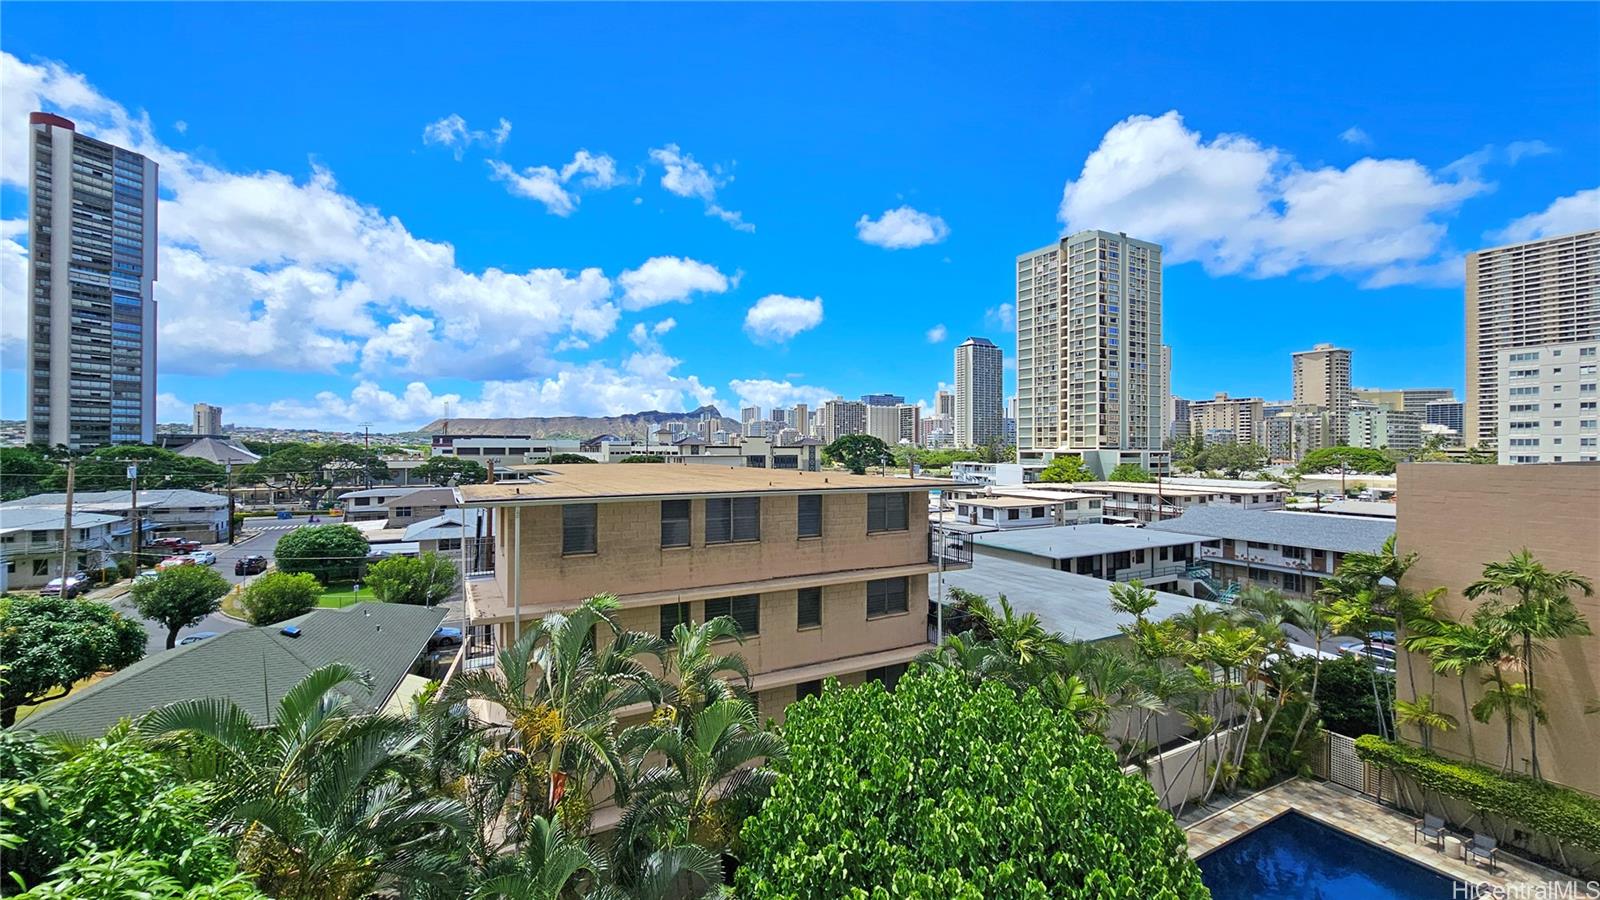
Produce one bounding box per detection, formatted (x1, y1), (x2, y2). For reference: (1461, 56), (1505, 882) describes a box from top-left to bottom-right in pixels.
(317, 582), (378, 608)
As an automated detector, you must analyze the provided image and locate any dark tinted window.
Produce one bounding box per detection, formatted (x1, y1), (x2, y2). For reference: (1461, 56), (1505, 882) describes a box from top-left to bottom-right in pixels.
(797, 586), (822, 628)
(705, 594), (760, 634)
(797, 494), (822, 538)
(660, 601), (691, 639)
(795, 679), (823, 701)
(562, 504), (597, 555)
(866, 576), (908, 618)
(660, 499), (691, 548)
(706, 497), (760, 544)
(864, 662), (908, 690)
(867, 492), (909, 533)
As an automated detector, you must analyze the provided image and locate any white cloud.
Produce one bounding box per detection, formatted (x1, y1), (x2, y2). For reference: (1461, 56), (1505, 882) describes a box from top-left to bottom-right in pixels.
(1339, 126), (1373, 147)
(648, 143), (754, 232)
(488, 149), (625, 216)
(422, 113), (512, 159)
(855, 206), (950, 249)
(985, 303), (1015, 331)
(0, 51), (631, 380)
(155, 392), (191, 422)
(728, 378), (836, 413)
(1058, 110), (1489, 288)
(0, 220), (27, 369)
(925, 324), (947, 343)
(652, 318), (677, 336)
(617, 256), (731, 310)
(173, 120), (188, 134)
(743, 295), (823, 344)
(1505, 140), (1554, 165)
(1491, 188), (1600, 244)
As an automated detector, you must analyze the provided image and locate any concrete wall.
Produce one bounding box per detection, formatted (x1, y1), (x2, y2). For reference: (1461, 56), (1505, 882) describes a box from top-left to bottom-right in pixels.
(1395, 462), (1600, 796)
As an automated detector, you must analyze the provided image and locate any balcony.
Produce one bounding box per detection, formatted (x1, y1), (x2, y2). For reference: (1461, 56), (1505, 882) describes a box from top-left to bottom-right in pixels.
(929, 531), (973, 568)
(1112, 563), (1189, 583)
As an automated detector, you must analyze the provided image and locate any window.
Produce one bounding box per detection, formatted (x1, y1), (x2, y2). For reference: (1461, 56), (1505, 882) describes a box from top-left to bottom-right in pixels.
(33, 559), (48, 576)
(660, 499), (691, 548)
(797, 495), (822, 538)
(1282, 573), (1305, 593)
(1281, 545), (1306, 560)
(706, 497), (760, 544)
(394, 507), (413, 517)
(660, 601), (691, 638)
(745, 456), (766, 468)
(773, 454), (798, 469)
(1007, 509), (1020, 520)
(867, 577), (908, 618)
(797, 587), (822, 629)
(795, 679), (823, 701)
(864, 662), (909, 690)
(562, 503), (597, 555)
(705, 594), (760, 634)
(353, 497), (370, 506)
(437, 537), (461, 552)
(867, 492), (909, 533)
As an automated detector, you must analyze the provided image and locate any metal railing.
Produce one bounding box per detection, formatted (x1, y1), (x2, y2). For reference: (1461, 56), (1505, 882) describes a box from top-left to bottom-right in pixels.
(929, 531), (973, 566)
(1112, 563), (1190, 582)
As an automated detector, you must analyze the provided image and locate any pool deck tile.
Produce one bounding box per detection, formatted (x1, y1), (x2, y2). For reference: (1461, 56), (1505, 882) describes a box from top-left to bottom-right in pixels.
(1183, 779), (1582, 894)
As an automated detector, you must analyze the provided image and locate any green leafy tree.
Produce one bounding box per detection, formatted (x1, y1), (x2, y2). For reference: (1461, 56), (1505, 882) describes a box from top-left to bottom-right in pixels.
(547, 453), (597, 464)
(1296, 445), (1395, 475)
(241, 443), (390, 506)
(1106, 462), (1155, 482)
(737, 667), (1208, 898)
(617, 455), (667, 463)
(239, 571), (324, 625)
(130, 565), (231, 649)
(368, 552), (459, 606)
(0, 448), (61, 500)
(1306, 653), (1395, 738)
(57, 445), (227, 493)
(1037, 454), (1093, 483)
(0, 596), (145, 727)
(413, 456), (488, 485)
(822, 434), (893, 474)
(272, 523), (370, 583)
(1194, 441), (1271, 477)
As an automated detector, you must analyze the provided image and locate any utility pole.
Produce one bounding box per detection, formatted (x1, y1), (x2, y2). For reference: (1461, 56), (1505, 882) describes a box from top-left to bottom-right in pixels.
(129, 464), (140, 575)
(363, 423), (371, 450)
(226, 462), (237, 544)
(60, 460), (75, 589)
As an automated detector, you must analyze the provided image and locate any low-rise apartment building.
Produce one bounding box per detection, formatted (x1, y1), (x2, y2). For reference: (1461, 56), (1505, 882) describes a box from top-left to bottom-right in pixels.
(1, 489), (228, 546)
(382, 487), (457, 529)
(970, 524), (1204, 588)
(458, 465), (960, 722)
(0, 508), (123, 591)
(1070, 478), (1287, 523)
(1494, 339), (1600, 464)
(430, 435), (583, 470)
(338, 486), (431, 522)
(1146, 507), (1393, 599)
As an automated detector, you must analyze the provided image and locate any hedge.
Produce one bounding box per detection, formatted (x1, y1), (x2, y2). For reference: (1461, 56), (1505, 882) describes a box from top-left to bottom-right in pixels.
(1355, 735), (1600, 853)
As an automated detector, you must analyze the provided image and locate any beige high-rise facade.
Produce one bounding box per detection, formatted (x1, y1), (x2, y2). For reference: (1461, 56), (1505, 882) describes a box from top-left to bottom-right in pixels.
(818, 399), (866, 444)
(1291, 343), (1352, 447)
(954, 336), (1004, 448)
(1465, 230), (1600, 450)
(1016, 230), (1164, 454)
(192, 403), (223, 436)
(1187, 392), (1265, 446)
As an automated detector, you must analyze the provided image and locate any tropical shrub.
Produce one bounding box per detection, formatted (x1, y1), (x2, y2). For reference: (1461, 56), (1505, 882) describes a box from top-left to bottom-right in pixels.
(131, 565), (232, 649)
(272, 524), (369, 583)
(239, 571), (323, 625)
(0, 595), (146, 727)
(1356, 736), (1600, 854)
(367, 552), (458, 606)
(737, 667), (1208, 899)
(1306, 653), (1393, 738)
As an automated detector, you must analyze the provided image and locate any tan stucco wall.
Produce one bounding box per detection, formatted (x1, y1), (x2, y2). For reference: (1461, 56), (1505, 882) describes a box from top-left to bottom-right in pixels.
(1395, 462), (1600, 795)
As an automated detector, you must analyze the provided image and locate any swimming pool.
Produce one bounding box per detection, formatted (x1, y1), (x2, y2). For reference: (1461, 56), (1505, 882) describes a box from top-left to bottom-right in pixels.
(1198, 809), (1463, 899)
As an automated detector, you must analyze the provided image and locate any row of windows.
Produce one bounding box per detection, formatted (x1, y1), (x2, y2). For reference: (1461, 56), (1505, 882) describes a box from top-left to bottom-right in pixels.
(656, 578), (910, 638)
(563, 493), (912, 555)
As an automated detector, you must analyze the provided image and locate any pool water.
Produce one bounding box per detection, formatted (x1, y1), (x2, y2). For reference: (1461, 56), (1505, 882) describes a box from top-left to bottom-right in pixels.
(1198, 810), (1462, 899)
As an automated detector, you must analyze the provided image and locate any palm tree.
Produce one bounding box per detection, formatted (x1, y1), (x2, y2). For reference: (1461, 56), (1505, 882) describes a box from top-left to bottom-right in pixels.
(613, 697), (784, 896)
(448, 594), (666, 834)
(1282, 595), (1333, 751)
(1472, 678), (1546, 773)
(1394, 693), (1457, 752)
(466, 815), (607, 900)
(139, 664), (469, 900)
(660, 617), (751, 720)
(1465, 549), (1594, 779)
(1323, 581), (1393, 740)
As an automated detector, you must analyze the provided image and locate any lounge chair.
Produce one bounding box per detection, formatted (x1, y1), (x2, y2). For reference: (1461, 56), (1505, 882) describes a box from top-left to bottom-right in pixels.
(1412, 813), (1447, 850)
(1465, 833), (1500, 871)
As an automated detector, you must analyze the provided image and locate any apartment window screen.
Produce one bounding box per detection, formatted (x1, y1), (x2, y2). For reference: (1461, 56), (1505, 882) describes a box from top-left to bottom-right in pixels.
(866, 577), (908, 618)
(660, 601), (691, 639)
(867, 492), (909, 533)
(660, 499), (691, 548)
(797, 495), (822, 538)
(705, 594), (760, 635)
(797, 586), (822, 628)
(706, 497), (760, 544)
(562, 504), (597, 555)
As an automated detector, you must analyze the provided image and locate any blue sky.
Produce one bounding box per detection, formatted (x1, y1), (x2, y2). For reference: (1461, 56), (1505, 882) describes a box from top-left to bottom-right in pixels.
(2, 3), (1597, 430)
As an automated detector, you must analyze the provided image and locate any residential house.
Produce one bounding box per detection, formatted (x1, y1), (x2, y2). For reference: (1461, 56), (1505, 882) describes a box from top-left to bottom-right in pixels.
(0, 508), (123, 591)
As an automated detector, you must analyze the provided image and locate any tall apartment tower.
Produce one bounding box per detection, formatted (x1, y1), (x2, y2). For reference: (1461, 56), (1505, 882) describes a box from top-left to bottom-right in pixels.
(954, 336), (1004, 448)
(1016, 230), (1163, 452)
(1159, 344), (1173, 444)
(1187, 392), (1266, 446)
(793, 403), (810, 437)
(935, 390), (955, 420)
(1291, 343), (1353, 447)
(819, 399), (866, 444)
(1465, 230), (1600, 450)
(192, 403), (223, 436)
(26, 113), (159, 449)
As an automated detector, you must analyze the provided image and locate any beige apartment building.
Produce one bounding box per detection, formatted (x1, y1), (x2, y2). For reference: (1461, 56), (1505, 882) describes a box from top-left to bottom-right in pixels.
(1395, 462), (1599, 796)
(1465, 230), (1600, 451)
(1292, 343), (1352, 447)
(458, 465), (955, 722)
(1187, 392), (1266, 446)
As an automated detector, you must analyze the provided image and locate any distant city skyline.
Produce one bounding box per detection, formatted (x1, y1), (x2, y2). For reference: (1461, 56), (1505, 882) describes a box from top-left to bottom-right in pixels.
(2, 5), (1597, 431)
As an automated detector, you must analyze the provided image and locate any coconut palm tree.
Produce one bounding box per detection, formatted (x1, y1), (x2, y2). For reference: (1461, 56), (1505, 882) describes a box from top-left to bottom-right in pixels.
(1465, 549), (1594, 780)
(1394, 693), (1457, 752)
(139, 664), (469, 900)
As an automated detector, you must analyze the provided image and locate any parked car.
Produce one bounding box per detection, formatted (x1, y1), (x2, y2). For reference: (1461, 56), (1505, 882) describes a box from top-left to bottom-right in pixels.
(188, 550), (217, 566)
(234, 555), (268, 576)
(156, 556), (195, 571)
(429, 626), (464, 649)
(135, 569), (160, 583)
(40, 574), (89, 598)
(177, 631), (219, 646)
(1338, 641), (1398, 672)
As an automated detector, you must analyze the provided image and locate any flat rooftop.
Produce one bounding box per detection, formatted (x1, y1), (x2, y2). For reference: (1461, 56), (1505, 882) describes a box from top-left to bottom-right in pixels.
(1146, 507), (1393, 553)
(971, 523), (1209, 559)
(950, 495), (1068, 509)
(935, 554), (1214, 642)
(459, 464), (949, 505)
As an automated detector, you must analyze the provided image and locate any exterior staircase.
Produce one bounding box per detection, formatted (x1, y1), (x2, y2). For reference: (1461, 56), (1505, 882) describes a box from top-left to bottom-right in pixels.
(1186, 565), (1240, 603)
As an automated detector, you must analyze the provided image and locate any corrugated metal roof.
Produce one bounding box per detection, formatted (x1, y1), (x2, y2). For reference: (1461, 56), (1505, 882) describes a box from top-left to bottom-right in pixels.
(1146, 507), (1392, 553)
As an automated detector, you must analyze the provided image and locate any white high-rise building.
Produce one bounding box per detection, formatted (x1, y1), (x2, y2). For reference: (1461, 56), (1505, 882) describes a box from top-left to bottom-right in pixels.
(954, 336), (1004, 448)
(1187, 393), (1266, 446)
(26, 113), (159, 449)
(1292, 343), (1353, 447)
(1496, 338), (1600, 464)
(819, 399), (866, 444)
(193, 403), (223, 436)
(865, 404), (901, 445)
(1466, 230), (1600, 450)
(1016, 231), (1164, 455)
(894, 403), (921, 445)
